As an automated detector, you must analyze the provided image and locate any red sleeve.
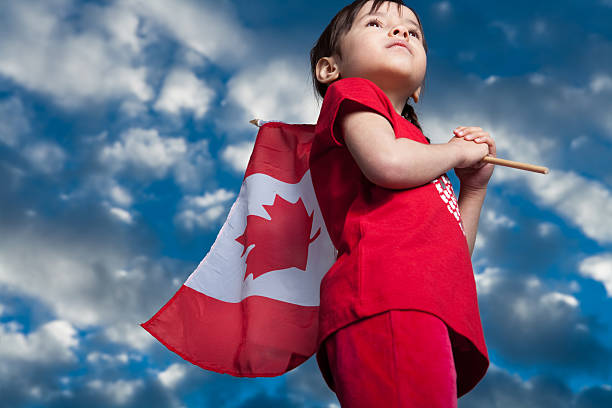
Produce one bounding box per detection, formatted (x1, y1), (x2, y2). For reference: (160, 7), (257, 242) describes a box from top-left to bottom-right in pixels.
(315, 77), (396, 147)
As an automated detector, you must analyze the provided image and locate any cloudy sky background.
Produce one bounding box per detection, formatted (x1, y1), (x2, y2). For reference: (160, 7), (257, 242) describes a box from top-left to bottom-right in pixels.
(1, 0), (611, 407)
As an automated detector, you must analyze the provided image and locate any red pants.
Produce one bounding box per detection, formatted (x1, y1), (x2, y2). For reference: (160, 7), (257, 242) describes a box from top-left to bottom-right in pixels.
(318, 310), (458, 408)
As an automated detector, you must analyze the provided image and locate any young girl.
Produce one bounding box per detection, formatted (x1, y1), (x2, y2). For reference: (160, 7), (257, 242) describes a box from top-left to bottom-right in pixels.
(308, 1), (494, 406)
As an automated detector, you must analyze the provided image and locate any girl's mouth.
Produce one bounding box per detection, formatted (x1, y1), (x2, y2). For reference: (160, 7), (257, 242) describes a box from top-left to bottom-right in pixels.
(387, 41), (411, 53)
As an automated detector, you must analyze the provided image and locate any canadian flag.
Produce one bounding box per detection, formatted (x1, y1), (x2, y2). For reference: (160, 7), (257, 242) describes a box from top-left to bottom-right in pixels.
(141, 120), (337, 376)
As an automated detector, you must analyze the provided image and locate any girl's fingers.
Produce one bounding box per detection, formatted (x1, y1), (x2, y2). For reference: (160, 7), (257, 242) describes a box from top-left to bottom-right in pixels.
(455, 126), (482, 132)
(453, 126), (484, 137)
(453, 126), (496, 156)
(454, 126), (482, 132)
(463, 131), (489, 141)
(488, 138), (496, 156)
(474, 135), (496, 156)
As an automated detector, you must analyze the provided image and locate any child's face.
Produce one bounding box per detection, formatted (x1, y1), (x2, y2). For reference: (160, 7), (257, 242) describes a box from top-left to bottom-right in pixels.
(322, 1), (427, 99)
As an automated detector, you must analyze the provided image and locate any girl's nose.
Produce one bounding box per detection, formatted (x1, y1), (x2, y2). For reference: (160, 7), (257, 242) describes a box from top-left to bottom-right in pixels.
(390, 26), (408, 40)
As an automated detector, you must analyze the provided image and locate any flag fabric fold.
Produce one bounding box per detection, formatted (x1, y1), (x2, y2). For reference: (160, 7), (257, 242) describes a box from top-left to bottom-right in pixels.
(141, 121), (337, 376)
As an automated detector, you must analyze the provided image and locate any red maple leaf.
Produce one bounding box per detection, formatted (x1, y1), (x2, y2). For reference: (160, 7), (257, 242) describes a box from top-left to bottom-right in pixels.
(235, 194), (321, 280)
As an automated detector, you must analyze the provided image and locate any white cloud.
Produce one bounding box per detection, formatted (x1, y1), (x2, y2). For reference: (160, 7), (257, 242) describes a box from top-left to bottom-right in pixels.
(472, 208), (516, 253)
(171, 139), (214, 192)
(476, 268), (581, 328)
(484, 75), (500, 85)
(434, 2), (452, 15)
(531, 19), (549, 36)
(97, 2), (143, 54)
(540, 291), (579, 308)
(474, 266), (501, 295)
(590, 74), (612, 93)
(0, 238), (110, 326)
(157, 363), (187, 389)
(1, 163), (27, 190)
(0, 221), (183, 332)
(473, 232), (487, 252)
(87, 378), (143, 405)
(0, 97), (30, 147)
(127, 0), (252, 67)
(175, 188), (236, 230)
(179, 48), (208, 68)
(99, 128), (213, 192)
(61, 175), (139, 220)
(221, 141), (255, 174)
(489, 21), (518, 44)
(0, 320), (78, 363)
(568, 280), (581, 293)
(537, 222), (557, 237)
(528, 73), (547, 86)
(154, 68), (215, 119)
(223, 58), (319, 134)
(524, 170), (612, 244)
(484, 209), (516, 229)
(22, 141), (67, 174)
(186, 189), (235, 208)
(100, 128), (187, 178)
(86, 351), (130, 365)
(0, 0), (259, 115)
(570, 134), (589, 149)
(109, 207), (134, 224)
(601, 115), (612, 137)
(525, 276), (542, 290)
(578, 254), (612, 297)
(0, 0), (153, 109)
(109, 184), (134, 207)
(119, 99), (149, 117)
(104, 322), (155, 351)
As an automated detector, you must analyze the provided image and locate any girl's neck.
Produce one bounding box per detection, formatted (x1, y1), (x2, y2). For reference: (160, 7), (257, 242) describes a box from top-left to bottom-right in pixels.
(375, 83), (411, 116)
(387, 92), (409, 116)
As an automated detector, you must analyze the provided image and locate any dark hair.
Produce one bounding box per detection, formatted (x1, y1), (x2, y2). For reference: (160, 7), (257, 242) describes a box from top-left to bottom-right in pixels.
(309, 0), (428, 132)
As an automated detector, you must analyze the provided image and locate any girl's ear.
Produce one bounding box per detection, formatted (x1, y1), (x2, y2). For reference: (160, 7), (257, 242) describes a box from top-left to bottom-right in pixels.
(411, 86), (421, 104)
(316, 57), (341, 84)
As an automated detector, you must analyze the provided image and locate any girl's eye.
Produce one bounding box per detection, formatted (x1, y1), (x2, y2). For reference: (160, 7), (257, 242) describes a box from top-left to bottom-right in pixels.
(366, 18), (420, 39)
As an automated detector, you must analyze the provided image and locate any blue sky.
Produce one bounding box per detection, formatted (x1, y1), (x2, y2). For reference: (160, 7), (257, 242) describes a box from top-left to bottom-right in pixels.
(1, 0), (612, 407)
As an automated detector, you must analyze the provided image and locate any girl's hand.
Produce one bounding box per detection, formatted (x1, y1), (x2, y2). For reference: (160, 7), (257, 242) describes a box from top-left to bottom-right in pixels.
(452, 126), (496, 191)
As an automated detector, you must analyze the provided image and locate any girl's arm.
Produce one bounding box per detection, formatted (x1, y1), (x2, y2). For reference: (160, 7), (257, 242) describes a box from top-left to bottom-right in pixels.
(457, 186), (487, 256)
(452, 126), (497, 256)
(340, 108), (488, 190)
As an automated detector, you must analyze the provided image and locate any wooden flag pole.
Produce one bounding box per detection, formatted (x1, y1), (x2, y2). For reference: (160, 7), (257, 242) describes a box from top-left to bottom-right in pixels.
(249, 119), (549, 174)
(482, 156), (549, 174)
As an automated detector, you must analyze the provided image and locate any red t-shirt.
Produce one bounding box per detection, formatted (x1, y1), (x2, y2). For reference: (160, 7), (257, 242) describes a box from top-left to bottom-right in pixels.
(309, 77), (489, 397)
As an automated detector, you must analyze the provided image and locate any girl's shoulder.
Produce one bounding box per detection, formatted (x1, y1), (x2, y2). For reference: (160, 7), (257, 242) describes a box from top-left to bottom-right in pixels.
(316, 77), (397, 147)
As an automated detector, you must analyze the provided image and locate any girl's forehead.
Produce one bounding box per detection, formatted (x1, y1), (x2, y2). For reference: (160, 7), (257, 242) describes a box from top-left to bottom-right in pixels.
(356, 1), (416, 22)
